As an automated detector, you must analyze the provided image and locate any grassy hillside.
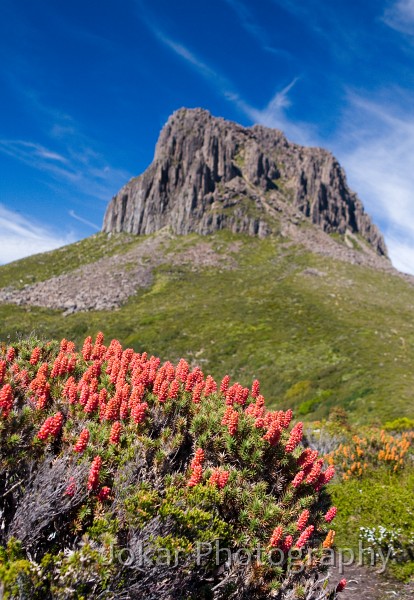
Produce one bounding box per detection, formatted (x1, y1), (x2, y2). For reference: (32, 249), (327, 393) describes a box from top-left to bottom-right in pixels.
(1, 231), (413, 424)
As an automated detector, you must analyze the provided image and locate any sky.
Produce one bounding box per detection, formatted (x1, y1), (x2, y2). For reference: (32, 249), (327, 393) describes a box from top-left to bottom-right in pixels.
(1, 0), (414, 273)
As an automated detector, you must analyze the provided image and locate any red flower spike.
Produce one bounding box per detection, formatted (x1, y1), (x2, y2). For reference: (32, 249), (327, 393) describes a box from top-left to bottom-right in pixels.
(281, 535), (293, 553)
(221, 406), (232, 426)
(175, 359), (189, 383)
(283, 409), (293, 429)
(98, 388), (108, 406)
(105, 397), (120, 421)
(297, 509), (310, 531)
(220, 375), (230, 394)
(218, 470), (229, 489)
(30, 347), (41, 365)
(227, 409), (239, 436)
(336, 579), (347, 593)
(251, 379), (260, 398)
(324, 507), (337, 523)
(157, 380), (169, 403)
(87, 456), (102, 491)
(131, 401), (148, 424)
(0, 361), (6, 385)
(295, 525), (314, 549)
(109, 421), (122, 445)
(305, 459), (324, 485)
(187, 464), (203, 487)
(190, 448), (205, 469)
(97, 486), (111, 501)
(82, 336), (93, 361)
(285, 422), (303, 453)
(204, 375), (217, 396)
(168, 379), (180, 399)
(192, 381), (205, 404)
(0, 383), (14, 418)
(84, 393), (99, 414)
(6, 347), (15, 363)
(292, 471), (305, 488)
(120, 399), (129, 420)
(209, 468), (230, 490)
(269, 526), (284, 548)
(263, 422), (282, 446)
(64, 478), (76, 497)
(298, 448), (318, 468)
(74, 429), (90, 453)
(322, 465), (335, 485)
(37, 412), (63, 441)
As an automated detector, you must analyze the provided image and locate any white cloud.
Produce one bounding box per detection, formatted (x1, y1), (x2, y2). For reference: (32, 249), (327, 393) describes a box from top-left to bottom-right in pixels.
(383, 0), (414, 34)
(130, 16), (414, 276)
(332, 93), (414, 274)
(0, 204), (76, 265)
(68, 209), (100, 231)
(146, 28), (311, 144)
(0, 134), (131, 204)
(223, 0), (289, 56)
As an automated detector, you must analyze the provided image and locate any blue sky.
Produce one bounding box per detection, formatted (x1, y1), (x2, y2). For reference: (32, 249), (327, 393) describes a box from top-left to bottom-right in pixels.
(1, 0), (414, 273)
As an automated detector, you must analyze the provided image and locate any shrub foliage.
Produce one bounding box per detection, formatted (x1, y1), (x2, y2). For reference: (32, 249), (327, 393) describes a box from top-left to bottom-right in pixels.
(0, 335), (344, 599)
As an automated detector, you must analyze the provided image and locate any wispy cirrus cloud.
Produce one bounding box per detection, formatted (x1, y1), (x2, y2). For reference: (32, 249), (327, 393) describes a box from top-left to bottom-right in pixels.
(383, 0), (414, 35)
(223, 0), (290, 56)
(68, 209), (100, 231)
(333, 91), (414, 274)
(0, 204), (76, 265)
(143, 25), (310, 143)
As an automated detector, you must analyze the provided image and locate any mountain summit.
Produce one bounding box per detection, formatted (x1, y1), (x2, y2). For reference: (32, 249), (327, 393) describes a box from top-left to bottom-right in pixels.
(103, 108), (387, 257)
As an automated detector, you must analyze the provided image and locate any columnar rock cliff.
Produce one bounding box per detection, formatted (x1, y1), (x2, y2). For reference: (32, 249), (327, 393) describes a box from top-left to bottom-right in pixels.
(103, 108), (387, 257)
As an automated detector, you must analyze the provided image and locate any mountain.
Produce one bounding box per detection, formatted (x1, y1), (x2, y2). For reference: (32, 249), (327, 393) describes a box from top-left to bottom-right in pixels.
(103, 108), (387, 258)
(0, 108), (413, 425)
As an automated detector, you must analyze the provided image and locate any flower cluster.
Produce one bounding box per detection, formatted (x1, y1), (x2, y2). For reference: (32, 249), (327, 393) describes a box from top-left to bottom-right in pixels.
(325, 429), (414, 479)
(0, 333), (342, 598)
(209, 468), (230, 489)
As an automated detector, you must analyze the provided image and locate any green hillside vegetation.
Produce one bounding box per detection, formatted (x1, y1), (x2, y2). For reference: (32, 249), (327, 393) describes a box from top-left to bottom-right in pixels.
(1, 230), (413, 425)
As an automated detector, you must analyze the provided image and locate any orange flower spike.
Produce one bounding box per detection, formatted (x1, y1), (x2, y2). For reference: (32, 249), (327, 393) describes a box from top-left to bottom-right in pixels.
(323, 529), (336, 549)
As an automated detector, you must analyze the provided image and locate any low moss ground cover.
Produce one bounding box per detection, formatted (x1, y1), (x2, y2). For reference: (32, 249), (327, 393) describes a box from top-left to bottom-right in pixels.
(0, 232), (413, 424)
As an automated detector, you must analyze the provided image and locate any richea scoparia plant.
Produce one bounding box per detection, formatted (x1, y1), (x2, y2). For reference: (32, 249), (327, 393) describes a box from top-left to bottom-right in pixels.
(0, 334), (346, 599)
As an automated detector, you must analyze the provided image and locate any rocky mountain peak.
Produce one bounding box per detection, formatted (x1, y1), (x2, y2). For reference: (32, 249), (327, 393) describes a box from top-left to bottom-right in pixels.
(103, 108), (387, 257)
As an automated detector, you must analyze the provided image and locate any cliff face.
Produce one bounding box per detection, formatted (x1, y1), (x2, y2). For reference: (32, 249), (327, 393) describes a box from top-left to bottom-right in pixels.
(103, 108), (387, 257)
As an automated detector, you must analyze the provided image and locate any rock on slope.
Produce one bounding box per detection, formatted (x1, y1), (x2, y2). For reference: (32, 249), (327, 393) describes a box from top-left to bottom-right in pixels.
(103, 108), (387, 258)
